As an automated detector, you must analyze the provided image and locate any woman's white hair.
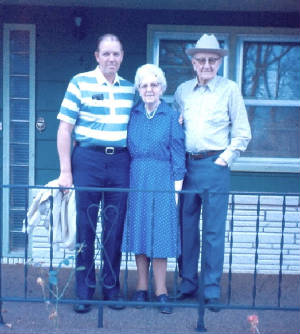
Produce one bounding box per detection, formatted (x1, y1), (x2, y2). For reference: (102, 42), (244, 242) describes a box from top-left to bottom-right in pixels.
(134, 64), (167, 94)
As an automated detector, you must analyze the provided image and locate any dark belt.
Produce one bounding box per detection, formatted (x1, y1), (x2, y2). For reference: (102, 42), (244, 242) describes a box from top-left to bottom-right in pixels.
(76, 142), (127, 155)
(187, 150), (223, 160)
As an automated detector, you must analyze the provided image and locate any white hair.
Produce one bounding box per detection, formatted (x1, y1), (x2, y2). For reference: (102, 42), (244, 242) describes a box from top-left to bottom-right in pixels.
(134, 64), (167, 93)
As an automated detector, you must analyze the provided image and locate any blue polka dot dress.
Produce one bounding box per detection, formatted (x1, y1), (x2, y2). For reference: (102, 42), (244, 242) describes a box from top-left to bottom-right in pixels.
(122, 100), (186, 258)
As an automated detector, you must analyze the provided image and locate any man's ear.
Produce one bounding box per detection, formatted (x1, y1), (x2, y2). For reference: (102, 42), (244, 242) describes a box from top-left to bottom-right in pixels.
(191, 60), (197, 72)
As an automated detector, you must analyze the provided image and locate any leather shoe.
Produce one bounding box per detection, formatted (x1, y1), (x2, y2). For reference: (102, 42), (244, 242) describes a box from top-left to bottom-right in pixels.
(205, 298), (220, 312)
(132, 290), (148, 309)
(104, 294), (126, 310)
(156, 294), (173, 314)
(174, 290), (197, 300)
(73, 303), (91, 313)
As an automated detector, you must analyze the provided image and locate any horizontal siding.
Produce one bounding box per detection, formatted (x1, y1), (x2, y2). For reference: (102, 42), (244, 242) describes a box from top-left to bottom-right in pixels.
(231, 172), (300, 192)
(35, 169), (60, 185)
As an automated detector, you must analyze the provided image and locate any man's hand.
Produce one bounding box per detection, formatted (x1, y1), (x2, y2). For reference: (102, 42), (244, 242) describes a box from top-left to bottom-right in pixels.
(178, 113), (184, 125)
(175, 180), (183, 205)
(214, 157), (227, 166)
(57, 171), (73, 193)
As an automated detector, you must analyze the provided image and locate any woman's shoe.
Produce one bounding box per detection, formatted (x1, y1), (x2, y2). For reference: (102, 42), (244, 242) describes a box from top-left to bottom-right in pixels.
(156, 294), (173, 314)
(132, 290), (148, 309)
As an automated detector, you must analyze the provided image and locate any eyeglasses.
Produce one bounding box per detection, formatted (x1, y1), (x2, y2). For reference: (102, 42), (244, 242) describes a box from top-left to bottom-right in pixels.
(193, 57), (220, 66)
(139, 82), (160, 90)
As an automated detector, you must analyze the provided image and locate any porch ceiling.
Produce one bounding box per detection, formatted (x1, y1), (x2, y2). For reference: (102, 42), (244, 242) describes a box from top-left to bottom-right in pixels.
(0, 0), (299, 13)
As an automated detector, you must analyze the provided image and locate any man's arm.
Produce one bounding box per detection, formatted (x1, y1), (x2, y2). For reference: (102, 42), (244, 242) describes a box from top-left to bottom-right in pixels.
(218, 82), (251, 166)
(57, 120), (75, 189)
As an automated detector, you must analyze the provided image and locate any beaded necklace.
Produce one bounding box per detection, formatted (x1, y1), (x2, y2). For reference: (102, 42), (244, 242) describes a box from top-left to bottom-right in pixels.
(145, 101), (160, 119)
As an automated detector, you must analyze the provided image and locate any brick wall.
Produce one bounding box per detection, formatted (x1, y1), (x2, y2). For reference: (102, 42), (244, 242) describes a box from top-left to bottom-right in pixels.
(223, 195), (300, 274)
(26, 194), (300, 274)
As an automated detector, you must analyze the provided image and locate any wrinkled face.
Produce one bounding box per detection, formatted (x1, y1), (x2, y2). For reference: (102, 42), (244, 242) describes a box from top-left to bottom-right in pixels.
(94, 39), (123, 79)
(191, 52), (222, 85)
(138, 73), (163, 106)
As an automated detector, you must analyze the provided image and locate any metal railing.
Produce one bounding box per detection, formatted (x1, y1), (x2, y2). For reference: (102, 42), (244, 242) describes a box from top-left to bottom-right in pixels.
(1, 184), (299, 331)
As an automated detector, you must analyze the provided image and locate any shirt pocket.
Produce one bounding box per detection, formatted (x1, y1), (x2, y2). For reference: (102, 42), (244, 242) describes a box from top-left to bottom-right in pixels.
(205, 99), (229, 125)
(182, 102), (198, 122)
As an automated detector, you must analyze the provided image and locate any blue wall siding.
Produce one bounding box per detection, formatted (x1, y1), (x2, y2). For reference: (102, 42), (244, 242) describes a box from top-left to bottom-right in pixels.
(0, 5), (299, 190)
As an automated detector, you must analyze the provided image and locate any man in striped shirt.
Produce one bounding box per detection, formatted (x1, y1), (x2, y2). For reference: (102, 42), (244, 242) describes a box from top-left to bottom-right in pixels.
(57, 34), (135, 313)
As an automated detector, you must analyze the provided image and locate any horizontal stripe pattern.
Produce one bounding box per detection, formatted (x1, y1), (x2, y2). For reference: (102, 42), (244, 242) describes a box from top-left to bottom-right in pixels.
(57, 68), (135, 146)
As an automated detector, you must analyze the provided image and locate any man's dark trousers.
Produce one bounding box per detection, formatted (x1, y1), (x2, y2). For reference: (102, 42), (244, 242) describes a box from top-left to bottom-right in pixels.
(178, 153), (230, 299)
(72, 145), (129, 300)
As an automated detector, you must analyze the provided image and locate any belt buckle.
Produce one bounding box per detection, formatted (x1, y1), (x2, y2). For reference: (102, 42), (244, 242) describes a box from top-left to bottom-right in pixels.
(105, 147), (115, 155)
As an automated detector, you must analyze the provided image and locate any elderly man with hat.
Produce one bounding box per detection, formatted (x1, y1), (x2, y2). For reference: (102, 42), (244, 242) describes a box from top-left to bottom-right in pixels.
(174, 34), (251, 311)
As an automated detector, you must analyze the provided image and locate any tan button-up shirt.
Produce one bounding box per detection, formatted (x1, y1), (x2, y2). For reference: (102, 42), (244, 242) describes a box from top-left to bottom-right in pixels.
(173, 76), (251, 166)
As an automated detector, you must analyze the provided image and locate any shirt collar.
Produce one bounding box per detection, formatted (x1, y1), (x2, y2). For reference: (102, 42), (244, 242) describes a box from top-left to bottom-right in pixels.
(193, 75), (218, 92)
(94, 66), (120, 86)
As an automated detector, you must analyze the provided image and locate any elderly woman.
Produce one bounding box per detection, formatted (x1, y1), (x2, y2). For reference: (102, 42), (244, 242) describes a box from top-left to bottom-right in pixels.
(122, 64), (186, 314)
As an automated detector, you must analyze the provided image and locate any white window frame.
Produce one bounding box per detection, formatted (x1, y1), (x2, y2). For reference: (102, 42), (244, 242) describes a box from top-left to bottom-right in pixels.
(147, 25), (300, 173)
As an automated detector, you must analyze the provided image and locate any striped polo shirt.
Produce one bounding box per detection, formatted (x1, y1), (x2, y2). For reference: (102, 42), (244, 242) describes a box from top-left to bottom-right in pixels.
(57, 66), (135, 147)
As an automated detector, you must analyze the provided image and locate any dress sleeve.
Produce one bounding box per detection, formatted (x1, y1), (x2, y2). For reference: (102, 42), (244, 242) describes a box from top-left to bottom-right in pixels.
(169, 108), (186, 180)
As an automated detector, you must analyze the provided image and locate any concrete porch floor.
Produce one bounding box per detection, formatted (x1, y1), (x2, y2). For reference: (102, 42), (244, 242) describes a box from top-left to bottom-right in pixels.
(0, 264), (299, 334)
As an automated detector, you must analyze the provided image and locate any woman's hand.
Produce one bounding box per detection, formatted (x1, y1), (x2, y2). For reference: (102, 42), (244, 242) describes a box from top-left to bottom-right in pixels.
(175, 180), (183, 205)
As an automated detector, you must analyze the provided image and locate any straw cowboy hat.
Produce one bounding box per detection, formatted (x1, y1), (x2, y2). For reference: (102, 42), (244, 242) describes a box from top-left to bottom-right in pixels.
(186, 34), (228, 57)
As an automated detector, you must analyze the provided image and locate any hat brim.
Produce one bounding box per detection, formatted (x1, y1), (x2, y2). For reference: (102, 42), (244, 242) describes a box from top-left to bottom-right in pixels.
(186, 48), (228, 57)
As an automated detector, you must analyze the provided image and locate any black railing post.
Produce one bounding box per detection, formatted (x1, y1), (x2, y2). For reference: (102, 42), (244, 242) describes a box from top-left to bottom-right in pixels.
(252, 194), (260, 307)
(97, 191), (104, 328)
(173, 190), (181, 298)
(277, 195), (286, 307)
(24, 186), (29, 298)
(148, 194), (155, 302)
(227, 193), (235, 304)
(122, 189), (129, 302)
(123, 252), (129, 301)
(196, 190), (207, 332)
(0, 184), (4, 325)
(48, 194), (54, 300)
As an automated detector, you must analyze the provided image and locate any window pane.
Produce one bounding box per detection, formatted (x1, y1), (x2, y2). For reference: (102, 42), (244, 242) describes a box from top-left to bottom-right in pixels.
(10, 231), (26, 251)
(244, 106), (300, 158)
(242, 41), (300, 100)
(9, 209), (27, 230)
(10, 31), (30, 52)
(10, 121), (29, 143)
(160, 40), (194, 66)
(10, 53), (29, 75)
(10, 99), (29, 120)
(10, 166), (29, 185)
(163, 67), (194, 96)
(10, 187), (28, 208)
(10, 143), (29, 164)
(159, 39), (225, 95)
(10, 76), (29, 98)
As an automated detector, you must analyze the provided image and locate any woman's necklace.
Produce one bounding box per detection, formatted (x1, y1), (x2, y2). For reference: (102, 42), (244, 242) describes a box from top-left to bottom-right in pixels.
(145, 102), (160, 120)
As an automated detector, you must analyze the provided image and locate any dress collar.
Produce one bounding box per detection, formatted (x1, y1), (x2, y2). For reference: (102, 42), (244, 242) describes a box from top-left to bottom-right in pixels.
(134, 99), (166, 115)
